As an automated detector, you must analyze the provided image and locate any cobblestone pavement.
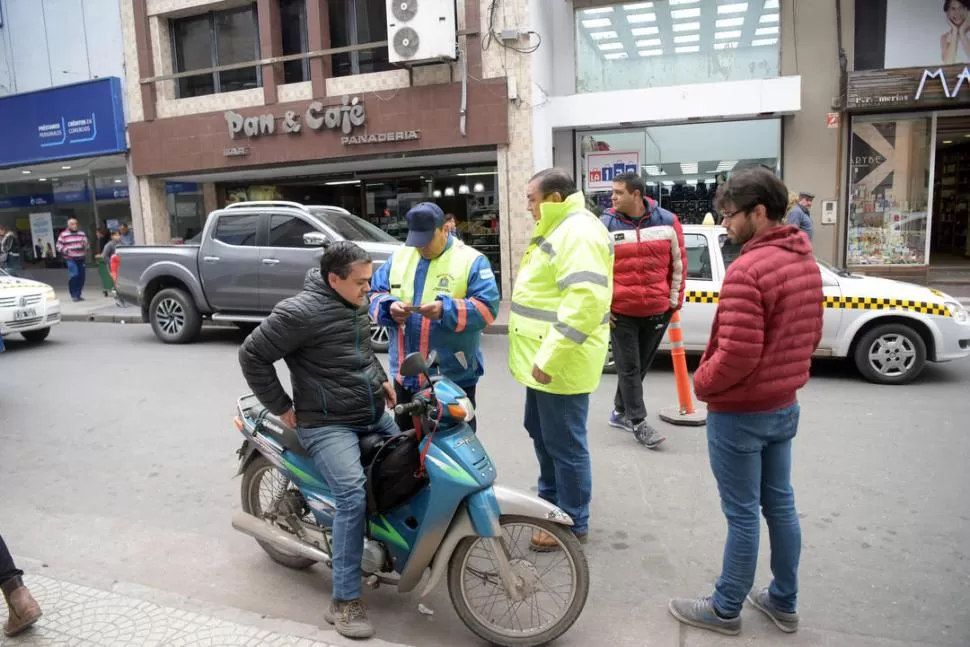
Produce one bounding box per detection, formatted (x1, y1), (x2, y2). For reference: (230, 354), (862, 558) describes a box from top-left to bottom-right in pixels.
(0, 574), (356, 647)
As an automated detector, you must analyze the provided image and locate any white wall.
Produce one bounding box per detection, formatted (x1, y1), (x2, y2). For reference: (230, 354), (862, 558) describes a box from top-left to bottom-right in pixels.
(0, 0), (125, 97)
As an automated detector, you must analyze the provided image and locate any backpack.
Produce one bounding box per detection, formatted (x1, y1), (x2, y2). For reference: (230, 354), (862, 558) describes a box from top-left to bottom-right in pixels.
(364, 432), (428, 515)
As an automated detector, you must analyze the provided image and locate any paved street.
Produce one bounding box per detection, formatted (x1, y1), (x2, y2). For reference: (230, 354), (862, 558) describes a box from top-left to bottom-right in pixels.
(1, 322), (968, 647)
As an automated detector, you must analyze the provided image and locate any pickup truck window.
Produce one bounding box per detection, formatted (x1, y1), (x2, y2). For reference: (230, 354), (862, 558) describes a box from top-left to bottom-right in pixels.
(307, 208), (399, 243)
(214, 214), (259, 246)
(269, 214), (319, 248)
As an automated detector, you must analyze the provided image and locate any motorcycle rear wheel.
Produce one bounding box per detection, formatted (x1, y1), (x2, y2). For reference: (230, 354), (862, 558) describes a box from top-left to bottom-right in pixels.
(241, 455), (316, 570)
(447, 514), (590, 647)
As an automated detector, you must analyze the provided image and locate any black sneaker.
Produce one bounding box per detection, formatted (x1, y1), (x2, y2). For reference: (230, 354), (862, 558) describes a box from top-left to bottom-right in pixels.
(633, 420), (666, 449)
(324, 598), (375, 639)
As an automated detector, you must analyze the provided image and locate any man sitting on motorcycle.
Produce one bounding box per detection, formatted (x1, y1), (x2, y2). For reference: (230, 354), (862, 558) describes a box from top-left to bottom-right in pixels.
(238, 241), (396, 640)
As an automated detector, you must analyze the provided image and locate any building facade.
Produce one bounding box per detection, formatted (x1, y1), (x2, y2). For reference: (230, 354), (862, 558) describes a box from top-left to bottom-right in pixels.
(0, 0), (132, 265)
(121, 0), (536, 296)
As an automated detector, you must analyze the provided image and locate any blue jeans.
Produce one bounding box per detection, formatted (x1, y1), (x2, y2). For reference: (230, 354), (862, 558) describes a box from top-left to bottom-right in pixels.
(296, 412), (398, 601)
(523, 388), (592, 534)
(66, 259), (86, 299)
(707, 403), (802, 618)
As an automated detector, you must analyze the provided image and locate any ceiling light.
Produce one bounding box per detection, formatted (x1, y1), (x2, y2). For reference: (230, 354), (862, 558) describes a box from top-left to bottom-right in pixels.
(716, 160), (738, 170)
(599, 42), (625, 50)
(662, 181), (675, 187)
(671, 8), (701, 19)
(675, 45), (700, 53)
(582, 18), (612, 28)
(21, 170), (30, 175)
(718, 3), (748, 14)
(764, 0), (779, 8)
(644, 165), (664, 175)
(604, 52), (630, 59)
(458, 184), (470, 194)
(636, 38), (662, 47)
(714, 41), (739, 49)
(324, 180), (360, 185)
(631, 26), (659, 35)
(626, 13), (657, 23)
(672, 21), (700, 32)
(685, 179), (698, 186)
(716, 30), (742, 39)
(680, 163), (699, 174)
(964, 134), (970, 138)
(114, 179), (124, 183)
(444, 187), (455, 196)
(582, 6), (614, 14)
(61, 165), (71, 170)
(589, 30), (619, 40)
(669, 0), (699, 4)
(944, 140), (953, 144)
(751, 37), (777, 46)
(38, 178), (48, 182)
(674, 34), (700, 43)
(756, 26), (779, 35)
(639, 48), (664, 56)
(473, 183), (485, 193)
(457, 171), (497, 176)
(623, 2), (654, 9)
(716, 17), (744, 27)
(433, 189), (442, 198)
(760, 13), (779, 22)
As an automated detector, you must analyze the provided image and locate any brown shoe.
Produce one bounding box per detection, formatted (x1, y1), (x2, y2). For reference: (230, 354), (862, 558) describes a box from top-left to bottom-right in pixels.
(2, 576), (43, 637)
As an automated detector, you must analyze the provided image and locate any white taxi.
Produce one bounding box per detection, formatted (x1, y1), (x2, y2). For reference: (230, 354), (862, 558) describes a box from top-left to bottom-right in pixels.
(0, 270), (61, 343)
(605, 225), (970, 385)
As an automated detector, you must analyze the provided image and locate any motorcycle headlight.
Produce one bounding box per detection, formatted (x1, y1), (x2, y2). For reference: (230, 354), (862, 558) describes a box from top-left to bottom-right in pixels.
(447, 397), (476, 422)
(945, 301), (969, 323)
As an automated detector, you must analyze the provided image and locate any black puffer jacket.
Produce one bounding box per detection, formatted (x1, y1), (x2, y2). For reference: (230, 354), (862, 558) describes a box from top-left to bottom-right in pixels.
(239, 268), (388, 428)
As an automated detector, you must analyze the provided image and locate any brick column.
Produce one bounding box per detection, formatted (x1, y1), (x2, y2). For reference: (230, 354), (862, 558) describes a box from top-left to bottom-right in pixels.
(258, 0), (283, 104)
(132, 0), (157, 121)
(307, 0), (333, 98)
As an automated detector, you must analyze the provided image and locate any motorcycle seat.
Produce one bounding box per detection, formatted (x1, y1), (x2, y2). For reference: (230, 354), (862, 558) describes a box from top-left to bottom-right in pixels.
(257, 415), (310, 458)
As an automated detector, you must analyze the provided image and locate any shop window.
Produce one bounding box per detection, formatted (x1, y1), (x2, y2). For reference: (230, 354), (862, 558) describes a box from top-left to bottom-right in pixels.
(172, 4), (261, 98)
(269, 214), (317, 247)
(684, 233), (713, 280)
(329, 0), (393, 77)
(280, 0), (309, 84)
(574, 0), (779, 94)
(847, 116), (932, 266)
(213, 214), (259, 246)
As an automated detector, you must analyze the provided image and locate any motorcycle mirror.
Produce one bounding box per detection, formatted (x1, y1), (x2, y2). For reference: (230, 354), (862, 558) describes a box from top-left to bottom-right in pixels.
(399, 352), (429, 378)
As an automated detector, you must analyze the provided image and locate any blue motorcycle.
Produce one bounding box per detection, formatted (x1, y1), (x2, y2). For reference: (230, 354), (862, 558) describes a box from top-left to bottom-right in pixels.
(231, 352), (590, 646)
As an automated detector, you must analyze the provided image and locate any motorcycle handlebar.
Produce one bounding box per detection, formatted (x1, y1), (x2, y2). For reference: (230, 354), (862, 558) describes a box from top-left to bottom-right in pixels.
(394, 400), (425, 416)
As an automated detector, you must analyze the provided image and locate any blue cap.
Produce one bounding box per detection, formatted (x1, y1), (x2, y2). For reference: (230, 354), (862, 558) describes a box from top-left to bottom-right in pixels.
(405, 202), (445, 247)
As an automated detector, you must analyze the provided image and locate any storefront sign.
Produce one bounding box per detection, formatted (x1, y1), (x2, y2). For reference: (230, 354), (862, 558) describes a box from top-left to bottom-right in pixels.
(29, 213), (55, 260)
(224, 146), (250, 157)
(585, 150), (641, 192)
(342, 130), (421, 145)
(0, 77), (127, 168)
(847, 64), (970, 110)
(225, 95), (367, 140)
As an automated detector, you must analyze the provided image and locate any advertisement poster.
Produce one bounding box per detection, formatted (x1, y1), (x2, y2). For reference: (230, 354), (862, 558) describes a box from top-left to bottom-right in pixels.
(585, 151), (641, 192)
(885, 0), (970, 68)
(29, 213), (56, 260)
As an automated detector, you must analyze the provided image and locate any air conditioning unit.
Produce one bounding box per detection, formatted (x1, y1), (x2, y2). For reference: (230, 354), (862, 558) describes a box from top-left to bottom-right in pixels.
(386, 0), (458, 65)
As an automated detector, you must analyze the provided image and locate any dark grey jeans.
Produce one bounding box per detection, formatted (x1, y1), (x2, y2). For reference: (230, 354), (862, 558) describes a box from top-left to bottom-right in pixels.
(0, 533), (24, 587)
(611, 311), (672, 422)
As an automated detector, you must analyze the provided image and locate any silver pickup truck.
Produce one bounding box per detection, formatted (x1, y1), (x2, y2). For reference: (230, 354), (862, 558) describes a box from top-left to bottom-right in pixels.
(115, 200), (400, 346)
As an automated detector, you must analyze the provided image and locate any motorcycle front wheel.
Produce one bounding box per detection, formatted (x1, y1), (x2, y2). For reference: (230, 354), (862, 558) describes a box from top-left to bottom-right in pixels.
(447, 514), (590, 647)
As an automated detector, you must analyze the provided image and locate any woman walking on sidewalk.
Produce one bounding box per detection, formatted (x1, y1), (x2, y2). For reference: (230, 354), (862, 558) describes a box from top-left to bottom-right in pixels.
(0, 533), (43, 636)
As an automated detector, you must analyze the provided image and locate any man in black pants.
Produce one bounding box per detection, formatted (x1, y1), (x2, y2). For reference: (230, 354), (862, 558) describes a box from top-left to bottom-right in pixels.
(599, 172), (687, 448)
(1, 533), (42, 636)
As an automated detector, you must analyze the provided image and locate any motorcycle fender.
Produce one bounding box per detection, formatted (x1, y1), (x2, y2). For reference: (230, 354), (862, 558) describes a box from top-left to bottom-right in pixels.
(416, 485), (574, 598)
(235, 440), (259, 477)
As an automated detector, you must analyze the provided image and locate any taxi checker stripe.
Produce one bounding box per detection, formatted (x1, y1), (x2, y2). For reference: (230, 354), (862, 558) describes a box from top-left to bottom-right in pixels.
(682, 291), (951, 317)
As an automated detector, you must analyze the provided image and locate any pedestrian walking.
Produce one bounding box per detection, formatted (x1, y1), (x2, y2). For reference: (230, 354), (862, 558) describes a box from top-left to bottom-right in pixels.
(369, 202), (499, 432)
(786, 191), (815, 241)
(1, 533), (43, 636)
(668, 166), (823, 636)
(600, 172), (686, 448)
(55, 219), (90, 302)
(509, 168), (613, 549)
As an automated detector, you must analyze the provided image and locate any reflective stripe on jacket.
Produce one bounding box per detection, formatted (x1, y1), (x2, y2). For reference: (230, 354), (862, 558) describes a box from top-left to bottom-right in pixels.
(508, 191), (614, 395)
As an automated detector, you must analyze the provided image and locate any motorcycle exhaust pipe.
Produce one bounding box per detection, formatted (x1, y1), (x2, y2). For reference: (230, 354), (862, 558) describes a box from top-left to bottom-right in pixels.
(231, 511), (331, 564)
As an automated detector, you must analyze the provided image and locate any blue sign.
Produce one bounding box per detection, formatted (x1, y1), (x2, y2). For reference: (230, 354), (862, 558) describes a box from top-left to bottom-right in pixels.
(166, 182), (199, 194)
(0, 77), (127, 168)
(95, 186), (130, 201)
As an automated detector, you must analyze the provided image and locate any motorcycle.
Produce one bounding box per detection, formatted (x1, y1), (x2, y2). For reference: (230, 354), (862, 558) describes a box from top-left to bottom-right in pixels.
(230, 352), (590, 646)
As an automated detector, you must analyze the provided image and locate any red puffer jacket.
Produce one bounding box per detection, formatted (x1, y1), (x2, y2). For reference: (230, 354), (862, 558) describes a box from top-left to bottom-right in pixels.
(693, 225), (823, 413)
(600, 199), (687, 317)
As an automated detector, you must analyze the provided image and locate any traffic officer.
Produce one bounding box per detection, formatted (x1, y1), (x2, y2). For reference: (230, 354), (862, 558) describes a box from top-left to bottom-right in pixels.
(369, 202), (500, 432)
(509, 167), (614, 549)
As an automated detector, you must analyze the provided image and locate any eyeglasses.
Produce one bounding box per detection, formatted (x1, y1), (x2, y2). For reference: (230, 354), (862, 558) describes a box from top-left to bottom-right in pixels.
(720, 208), (748, 221)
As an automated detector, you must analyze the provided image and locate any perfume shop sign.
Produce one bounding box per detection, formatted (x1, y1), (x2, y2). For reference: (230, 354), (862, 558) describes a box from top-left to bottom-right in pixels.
(846, 64), (970, 110)
(224, 96), (420, 146)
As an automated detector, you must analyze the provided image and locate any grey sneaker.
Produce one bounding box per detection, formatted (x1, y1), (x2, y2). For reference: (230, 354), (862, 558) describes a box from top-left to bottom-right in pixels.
(668, 597), (741, 636)
(747, 587), (799, 633)
(324, 598), (375, 639)
(633, 420), (666, 449)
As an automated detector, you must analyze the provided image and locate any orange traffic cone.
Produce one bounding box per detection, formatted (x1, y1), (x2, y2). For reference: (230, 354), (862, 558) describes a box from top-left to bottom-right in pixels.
(658, 311), (707, 426)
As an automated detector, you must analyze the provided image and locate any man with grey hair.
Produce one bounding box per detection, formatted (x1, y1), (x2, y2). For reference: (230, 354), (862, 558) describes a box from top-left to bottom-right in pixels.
(786, 192), (814, 241)
(239, 241), (396, 640)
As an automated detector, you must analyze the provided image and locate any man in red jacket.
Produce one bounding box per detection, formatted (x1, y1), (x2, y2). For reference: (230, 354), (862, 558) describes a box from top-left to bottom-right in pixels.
(668, 167), (823, 636)
(600, 172), (686, 448)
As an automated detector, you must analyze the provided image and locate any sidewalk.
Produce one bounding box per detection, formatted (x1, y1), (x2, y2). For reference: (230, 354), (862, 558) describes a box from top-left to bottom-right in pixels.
(1, 558), (411, 647)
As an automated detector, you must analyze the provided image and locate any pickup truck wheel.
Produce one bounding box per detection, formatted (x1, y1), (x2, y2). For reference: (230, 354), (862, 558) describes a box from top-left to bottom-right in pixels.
(370, 324), (390, 353)
(853, 323), (927, 385)
(150, 288), (202, 344)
